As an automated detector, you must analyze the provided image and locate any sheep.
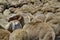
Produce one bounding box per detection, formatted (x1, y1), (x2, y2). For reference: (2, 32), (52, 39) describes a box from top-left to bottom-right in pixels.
(0, 29), (10, 40)
(9, 29), (29, 40)
(9, 22), (55, 40)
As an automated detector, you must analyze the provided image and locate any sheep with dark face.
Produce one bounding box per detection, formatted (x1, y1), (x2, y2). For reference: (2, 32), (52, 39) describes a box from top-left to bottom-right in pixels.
(6, 20), (22, 32)
(5, 14), (25, 32)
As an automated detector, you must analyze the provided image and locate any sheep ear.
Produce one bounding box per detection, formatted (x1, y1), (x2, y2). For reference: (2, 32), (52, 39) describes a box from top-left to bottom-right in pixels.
(5, 22), (12, 32)
(7, 23), (13, 32)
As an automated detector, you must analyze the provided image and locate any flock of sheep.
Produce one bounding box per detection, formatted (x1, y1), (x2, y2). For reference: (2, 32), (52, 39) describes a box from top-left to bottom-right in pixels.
(0, 0), (60, 40)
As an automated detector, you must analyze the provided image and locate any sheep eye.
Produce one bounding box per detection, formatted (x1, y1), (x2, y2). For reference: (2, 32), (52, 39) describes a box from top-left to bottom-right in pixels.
(12, 22), (22, 30)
